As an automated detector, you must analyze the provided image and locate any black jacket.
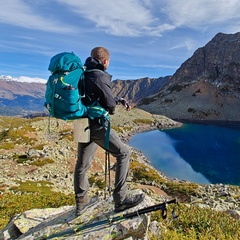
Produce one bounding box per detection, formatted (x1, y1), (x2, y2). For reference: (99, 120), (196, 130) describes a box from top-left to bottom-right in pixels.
(82, 57), (117, 115)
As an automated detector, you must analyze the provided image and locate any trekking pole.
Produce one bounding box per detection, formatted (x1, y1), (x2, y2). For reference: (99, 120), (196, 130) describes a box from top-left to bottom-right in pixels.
(107, 151), (111, 194)
(104, 150), (108, 199)
(104, 150), (111, 199)
(45, 198), (178, 239)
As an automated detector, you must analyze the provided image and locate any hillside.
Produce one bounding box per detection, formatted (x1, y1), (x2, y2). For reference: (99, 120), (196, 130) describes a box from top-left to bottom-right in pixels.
(139, 32), (240, 122)
(0, 75), (170, 116)
(0, 77), (46, 115)
(0, 107), (240, 239)
(112, 76), (170, 106)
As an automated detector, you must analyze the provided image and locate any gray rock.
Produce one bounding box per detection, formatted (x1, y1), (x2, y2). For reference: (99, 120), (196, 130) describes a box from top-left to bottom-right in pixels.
(0, 191), (160, 240)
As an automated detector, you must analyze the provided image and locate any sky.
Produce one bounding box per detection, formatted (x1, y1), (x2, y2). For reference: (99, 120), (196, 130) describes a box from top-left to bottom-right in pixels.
(1, 0), (240, 81)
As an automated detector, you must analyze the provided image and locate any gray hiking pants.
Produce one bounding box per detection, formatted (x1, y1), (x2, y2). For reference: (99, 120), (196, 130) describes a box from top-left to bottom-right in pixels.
(74, 123), (130, 205)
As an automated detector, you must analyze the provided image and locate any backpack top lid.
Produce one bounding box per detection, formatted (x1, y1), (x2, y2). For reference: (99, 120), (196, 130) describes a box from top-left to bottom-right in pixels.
(48, 52), (83, 74)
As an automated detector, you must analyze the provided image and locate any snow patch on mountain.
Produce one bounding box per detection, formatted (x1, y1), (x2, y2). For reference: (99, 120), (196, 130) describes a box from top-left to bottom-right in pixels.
(0, 75), (47, 84)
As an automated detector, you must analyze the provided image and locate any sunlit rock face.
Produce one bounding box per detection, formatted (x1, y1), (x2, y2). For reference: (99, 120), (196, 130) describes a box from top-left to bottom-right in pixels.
(139, 32), (240, 121)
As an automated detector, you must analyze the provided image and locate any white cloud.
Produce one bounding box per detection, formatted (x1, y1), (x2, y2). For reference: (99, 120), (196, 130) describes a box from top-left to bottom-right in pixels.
(0, 0), (76, 33)
(165, 0), (240, 29)
(132, 63), (178, 69)
(170, 39), (197, 52)
(0, 39), (53, 56)
(56, 0), (174, 36)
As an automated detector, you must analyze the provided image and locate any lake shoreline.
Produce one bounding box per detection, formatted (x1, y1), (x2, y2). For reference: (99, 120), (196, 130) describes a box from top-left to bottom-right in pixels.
(174, 118), (240, 129)
(128, 118), (240, 186)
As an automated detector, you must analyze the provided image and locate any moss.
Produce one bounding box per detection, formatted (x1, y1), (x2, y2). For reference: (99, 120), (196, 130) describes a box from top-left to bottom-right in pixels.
(130, 160), (198, 199)
(15, 154), (54, 166)
(34, 144), (45, 150)
(0, 142), (15, 150)
(112, 125), (132, 134)
(29, 158), (54, 166)
(165, 182), (199, 199)
(130, 160), (166, 184)
(16, 154), (28, 164)
(111, 126), (124, 133)
(59, 129), (74, 141)
(0, 117), (37, 148)
(133, 118), (153, 125)
(89, 175), (105, 189)
(9, 180), (54, 194)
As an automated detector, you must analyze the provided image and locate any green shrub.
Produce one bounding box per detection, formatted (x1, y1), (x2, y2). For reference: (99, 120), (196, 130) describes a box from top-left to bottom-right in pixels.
(1, 142), (15, 150)
(112, 125), (132, 134)
(166, 181), (199, 198)
(153, 204), (240, 240)
(0, 192), (75, 230)
(9, 180), (54, 194)
(133, 118), (153, 124)
(29, 158), (54, 166)
(89, 175), (105, 189)
(15, 155), (54, 166)
(130, 160), (166, 183)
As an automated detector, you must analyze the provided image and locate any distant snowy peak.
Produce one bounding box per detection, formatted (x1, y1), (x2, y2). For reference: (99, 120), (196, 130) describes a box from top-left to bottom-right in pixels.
(0, 75), (47, 84)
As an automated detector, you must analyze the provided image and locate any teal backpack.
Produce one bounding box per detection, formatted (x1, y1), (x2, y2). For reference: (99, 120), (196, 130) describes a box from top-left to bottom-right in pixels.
(45, 52), (110, 148)
(45, 52), (87, 120)
(45, 52), (109, 120)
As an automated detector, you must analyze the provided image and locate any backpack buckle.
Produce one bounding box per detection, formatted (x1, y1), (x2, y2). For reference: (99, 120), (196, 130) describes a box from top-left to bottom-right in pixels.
(54, 94), (61, 99)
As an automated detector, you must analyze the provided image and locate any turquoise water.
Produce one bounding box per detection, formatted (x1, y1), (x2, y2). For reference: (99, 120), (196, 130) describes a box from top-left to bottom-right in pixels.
(129, 123), (240, 185)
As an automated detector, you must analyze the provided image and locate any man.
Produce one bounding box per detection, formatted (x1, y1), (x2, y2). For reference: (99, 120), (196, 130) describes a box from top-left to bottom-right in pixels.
(74, 46), (144, 216)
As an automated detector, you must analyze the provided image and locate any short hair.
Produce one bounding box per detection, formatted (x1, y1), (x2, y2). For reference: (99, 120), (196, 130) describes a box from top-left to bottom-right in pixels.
(91, 47), (110, 61)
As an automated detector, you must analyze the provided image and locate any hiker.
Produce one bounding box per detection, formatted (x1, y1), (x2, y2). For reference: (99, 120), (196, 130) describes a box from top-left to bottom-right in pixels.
(74, 46), (144, 216)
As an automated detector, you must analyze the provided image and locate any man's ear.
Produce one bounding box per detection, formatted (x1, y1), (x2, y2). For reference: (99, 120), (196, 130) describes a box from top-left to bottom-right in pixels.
(102, 58), (110, 70)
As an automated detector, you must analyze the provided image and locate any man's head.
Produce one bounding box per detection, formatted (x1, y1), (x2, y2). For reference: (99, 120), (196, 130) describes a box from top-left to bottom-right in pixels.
(91, 47), (110, 70)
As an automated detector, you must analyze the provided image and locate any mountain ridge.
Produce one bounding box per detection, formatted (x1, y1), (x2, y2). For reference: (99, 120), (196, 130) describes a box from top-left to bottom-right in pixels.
(2, 32), (240, 122)
(0, 75), (170, 116)
(138, 32), (240, 121)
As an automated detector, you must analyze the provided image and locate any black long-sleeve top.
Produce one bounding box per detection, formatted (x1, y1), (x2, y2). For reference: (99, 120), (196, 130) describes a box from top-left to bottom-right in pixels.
(82, 57), (117, 115)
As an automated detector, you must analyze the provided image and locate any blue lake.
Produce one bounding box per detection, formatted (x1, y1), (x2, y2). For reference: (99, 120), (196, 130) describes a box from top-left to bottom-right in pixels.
(129, 123), (240, 186)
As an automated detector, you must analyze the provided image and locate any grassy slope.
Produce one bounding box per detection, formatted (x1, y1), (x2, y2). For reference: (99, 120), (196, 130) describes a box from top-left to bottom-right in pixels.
(0, 107), (240, 239)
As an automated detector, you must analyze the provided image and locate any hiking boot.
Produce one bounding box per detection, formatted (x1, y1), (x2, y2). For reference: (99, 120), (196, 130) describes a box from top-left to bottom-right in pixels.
(114, 193), (145, 213)
(75, 194), (99, 217)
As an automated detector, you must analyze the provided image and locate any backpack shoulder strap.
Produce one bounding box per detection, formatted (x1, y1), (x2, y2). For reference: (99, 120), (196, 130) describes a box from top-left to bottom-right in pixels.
(85, 69), (104, 74)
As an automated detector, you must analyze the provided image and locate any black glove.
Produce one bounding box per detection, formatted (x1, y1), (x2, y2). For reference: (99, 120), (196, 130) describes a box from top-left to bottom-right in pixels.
(117, 97), (131, 110)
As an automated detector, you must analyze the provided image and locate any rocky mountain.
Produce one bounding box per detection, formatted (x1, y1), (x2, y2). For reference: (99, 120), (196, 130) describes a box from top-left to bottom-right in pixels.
(2, 32), (240, 122)
(112, 76), (170, 106)
(139, 32), (240, 122)
(0, 75), (170, 116)
(0, 76), (47, 116)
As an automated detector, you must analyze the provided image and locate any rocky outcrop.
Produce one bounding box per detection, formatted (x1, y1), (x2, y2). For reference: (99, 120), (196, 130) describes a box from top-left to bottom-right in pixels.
(0, 190), (157, 240)
(139, 32), (240, 121)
